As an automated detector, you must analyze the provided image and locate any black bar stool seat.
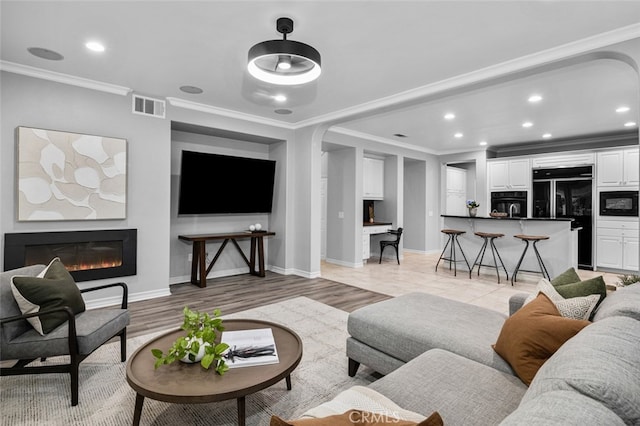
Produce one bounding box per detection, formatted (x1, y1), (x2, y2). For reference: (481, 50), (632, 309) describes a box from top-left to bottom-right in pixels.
(435, 229), (470, 276)
(470, 232), (509, 283)
(511, 234), (551, 286)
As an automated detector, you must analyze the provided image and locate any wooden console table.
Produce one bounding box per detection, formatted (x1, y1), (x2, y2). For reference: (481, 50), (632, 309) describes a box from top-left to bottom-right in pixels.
(178, 231), (275, 288)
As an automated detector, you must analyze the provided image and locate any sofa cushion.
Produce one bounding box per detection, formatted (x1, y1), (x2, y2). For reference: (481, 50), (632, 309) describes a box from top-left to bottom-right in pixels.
(348, 292), (512, 375)
(369, 349), (527, 425)
(523, 279), (599, 320)
(271, 410), (443, 426)
(10, 258), (85, 335)
(593, 283), (640, 321)
(500, 390), (626, 425)
(549, 267), (581, 286)
(492, 293), (590, 385)
(522, 316), (640, 424)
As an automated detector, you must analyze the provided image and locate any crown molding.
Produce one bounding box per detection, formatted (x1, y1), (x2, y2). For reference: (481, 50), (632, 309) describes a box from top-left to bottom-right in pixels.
(328, 127), (438, 155)
(294, 23), (640, 129)
(0, 61), (131, 96)
(166, 97), (296, 130)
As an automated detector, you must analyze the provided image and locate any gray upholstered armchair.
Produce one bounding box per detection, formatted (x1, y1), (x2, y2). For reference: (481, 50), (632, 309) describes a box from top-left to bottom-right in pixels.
(0, 264), (130, 406)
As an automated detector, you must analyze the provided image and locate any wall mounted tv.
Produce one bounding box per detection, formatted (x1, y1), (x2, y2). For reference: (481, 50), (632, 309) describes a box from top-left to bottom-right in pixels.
(178, 150), (276, 215)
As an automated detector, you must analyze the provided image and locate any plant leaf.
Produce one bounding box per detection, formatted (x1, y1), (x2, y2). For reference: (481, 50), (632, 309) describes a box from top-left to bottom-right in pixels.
(151, 348), (163, 359)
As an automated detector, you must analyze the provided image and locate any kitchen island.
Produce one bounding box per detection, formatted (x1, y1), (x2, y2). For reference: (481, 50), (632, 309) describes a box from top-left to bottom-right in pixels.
(441, 215), (578, 280)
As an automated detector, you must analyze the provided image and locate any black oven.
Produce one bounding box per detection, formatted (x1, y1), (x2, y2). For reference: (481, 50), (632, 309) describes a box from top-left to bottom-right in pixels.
(599, 190), (639, 216)
(491, 191), (528, 217)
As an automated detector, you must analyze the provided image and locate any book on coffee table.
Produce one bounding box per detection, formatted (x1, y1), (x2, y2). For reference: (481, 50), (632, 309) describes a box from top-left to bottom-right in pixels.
(221, 328), (279, 368)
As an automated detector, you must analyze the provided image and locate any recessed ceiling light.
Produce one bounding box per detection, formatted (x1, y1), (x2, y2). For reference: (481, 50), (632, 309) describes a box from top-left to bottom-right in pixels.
(616, 106), (630, 113)
(624, 121), (637, 127)
(274, 108), (292, 115)
(27, 47), (64, 61)
(85, 41), (105, 52)
(180, 85), (203, 94)
(444, 113), (455, 120)
(393, 133), (407, 138)
(479, 141), (487, 146)
(528, 94), (543, 103)
(522, 122), (533, 128)
(273, 94), (287, 102)
(454, 132), (463, 138)
(542, 133), (552, 139)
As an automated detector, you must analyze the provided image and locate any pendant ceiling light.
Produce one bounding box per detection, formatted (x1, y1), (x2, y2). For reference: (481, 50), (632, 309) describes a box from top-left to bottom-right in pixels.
(248, 17), (321, 86)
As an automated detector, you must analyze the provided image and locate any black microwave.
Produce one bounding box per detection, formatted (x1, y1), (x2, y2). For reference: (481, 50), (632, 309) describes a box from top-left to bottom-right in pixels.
(599, 190), (639, 216)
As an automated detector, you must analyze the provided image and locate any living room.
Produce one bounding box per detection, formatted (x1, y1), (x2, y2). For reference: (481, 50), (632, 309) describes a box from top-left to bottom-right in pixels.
(2, 2), (640, 425)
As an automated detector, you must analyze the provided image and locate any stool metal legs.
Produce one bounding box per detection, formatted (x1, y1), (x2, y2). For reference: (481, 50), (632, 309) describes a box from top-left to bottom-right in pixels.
(470, 237), (508, 283)
(436, 234), (470, 277)
(511, 239), (551, 285)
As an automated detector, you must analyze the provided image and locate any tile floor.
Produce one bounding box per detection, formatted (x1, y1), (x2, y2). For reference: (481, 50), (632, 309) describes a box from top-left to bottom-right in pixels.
(321, 251), (622, 315)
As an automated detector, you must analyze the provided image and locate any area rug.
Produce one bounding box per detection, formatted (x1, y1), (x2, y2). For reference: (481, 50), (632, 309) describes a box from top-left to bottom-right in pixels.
(0, 297), (377, 425)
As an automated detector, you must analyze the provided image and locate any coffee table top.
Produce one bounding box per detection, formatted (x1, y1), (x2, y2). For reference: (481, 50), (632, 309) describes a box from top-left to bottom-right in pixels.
(126, 319), (303, 404)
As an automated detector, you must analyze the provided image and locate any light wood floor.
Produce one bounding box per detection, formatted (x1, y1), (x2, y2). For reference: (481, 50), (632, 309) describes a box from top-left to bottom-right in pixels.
(126, 273), (390, 338)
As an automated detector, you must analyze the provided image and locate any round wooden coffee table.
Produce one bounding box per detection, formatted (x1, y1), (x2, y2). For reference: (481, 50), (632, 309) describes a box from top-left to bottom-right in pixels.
(126, 319), (303, 426)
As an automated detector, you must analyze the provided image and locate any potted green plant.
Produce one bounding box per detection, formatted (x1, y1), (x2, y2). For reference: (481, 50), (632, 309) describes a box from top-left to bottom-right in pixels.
(151, 306), (230, 375)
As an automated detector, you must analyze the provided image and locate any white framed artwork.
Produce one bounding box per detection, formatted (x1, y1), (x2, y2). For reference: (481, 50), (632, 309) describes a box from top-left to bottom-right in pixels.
(16, 126), (127, 221)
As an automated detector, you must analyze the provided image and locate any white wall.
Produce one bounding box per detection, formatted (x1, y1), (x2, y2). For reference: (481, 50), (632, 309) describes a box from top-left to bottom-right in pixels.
(169, 130), (283, 283)
(1, 72), (172, 303)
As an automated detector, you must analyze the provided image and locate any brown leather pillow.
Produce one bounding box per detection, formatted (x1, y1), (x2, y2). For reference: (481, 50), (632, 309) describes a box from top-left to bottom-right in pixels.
(270, 410), (443, 426)
(493, 292), (590, 385)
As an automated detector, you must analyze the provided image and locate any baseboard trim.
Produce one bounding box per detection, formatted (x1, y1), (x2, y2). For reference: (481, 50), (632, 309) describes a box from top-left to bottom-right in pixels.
(85, 288), (171, 310)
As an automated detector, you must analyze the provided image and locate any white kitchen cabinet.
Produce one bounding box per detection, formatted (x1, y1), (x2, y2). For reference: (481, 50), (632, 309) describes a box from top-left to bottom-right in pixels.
(446, 166), (467, 215)
(596, 220), (640, 271)
(597, 148), (639, 187)
(487, 158), (530, 191)
(363, 157), (384, 199)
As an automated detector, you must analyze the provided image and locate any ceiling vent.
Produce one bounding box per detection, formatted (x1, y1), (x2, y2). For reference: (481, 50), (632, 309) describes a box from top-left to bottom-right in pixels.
(132, 94), (165, 118)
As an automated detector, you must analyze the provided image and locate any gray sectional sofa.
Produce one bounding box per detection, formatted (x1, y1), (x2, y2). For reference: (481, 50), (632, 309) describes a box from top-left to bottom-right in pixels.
(343, 285), (640, 425)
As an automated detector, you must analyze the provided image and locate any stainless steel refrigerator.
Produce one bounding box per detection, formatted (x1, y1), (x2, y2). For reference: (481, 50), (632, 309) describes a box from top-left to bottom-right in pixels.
(532, 166), (593, 269)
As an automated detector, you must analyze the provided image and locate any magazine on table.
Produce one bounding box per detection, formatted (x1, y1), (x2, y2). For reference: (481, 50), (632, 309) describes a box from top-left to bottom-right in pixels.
(221, 328), (279, 368)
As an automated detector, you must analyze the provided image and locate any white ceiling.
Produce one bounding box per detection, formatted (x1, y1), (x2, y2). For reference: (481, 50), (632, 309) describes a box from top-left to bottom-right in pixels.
(1, 1), (639, 154)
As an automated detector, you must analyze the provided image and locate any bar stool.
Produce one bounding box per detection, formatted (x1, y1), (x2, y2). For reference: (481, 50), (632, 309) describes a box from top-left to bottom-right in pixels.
(511, 234), (551, 286)
(469, 232), (509, 283)
(436, 229), (470, 276)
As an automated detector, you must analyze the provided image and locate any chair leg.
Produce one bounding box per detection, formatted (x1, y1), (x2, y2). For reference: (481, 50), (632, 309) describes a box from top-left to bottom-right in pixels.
(70, 354), (80, 406)
(348, 358), (360, 377)
(511, 240), (530, 286)
(120, 328), (127, 362)
(490, 238), (509, 282)
(470, 238), (489, 278)
(435, 235), (453, 272)
(532, 241), (551, 280)
(394, 244), (400, 264)
(453, 236), (470, 274)
(379, 245), (386, 264)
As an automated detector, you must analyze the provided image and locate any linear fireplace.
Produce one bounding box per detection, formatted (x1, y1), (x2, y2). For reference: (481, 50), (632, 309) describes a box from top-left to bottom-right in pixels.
(4, 229), (137, 282)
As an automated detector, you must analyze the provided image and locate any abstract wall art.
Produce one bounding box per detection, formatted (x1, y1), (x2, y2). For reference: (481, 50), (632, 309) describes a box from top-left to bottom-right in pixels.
(17, 126), (127, 221)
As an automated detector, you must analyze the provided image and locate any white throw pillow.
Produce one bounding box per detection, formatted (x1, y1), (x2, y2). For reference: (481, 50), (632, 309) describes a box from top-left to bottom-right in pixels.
(524, 278), (599, 321)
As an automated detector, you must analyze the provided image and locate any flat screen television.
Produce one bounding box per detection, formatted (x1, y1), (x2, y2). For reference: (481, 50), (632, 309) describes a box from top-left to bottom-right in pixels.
(178, 150), (276, 215)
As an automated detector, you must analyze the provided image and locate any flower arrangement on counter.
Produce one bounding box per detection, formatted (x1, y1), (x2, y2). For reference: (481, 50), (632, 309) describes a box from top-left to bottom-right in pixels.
(466, 200), (480, 209)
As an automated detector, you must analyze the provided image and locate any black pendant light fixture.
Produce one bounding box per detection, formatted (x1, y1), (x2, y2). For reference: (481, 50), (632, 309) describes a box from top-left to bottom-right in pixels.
(248, 17), (321, 85)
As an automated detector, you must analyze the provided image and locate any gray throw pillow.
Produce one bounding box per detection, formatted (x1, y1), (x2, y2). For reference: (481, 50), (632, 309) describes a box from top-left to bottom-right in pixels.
(10, 258), (85, 335)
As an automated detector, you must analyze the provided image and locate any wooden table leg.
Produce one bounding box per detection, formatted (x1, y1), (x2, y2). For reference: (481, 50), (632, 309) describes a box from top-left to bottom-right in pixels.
(198, 241), (207, 288)
(237, 396), (246, 426)
(249, 237), (257, 275)
(132, 393), (145, 426)
(285, 374), (292, 390)
(257, 236), (266, 277)
(190, 243), (199, 286)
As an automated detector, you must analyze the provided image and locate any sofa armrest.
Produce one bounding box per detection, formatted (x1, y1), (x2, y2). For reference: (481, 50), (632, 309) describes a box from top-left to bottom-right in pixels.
(509, 293), (530, 316)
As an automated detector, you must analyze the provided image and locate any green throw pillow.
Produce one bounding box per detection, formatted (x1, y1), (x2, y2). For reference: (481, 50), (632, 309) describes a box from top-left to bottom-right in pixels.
(554, 276), (607, 306)
(10, 258), (86, 335)
(550, 268), (581, 286)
